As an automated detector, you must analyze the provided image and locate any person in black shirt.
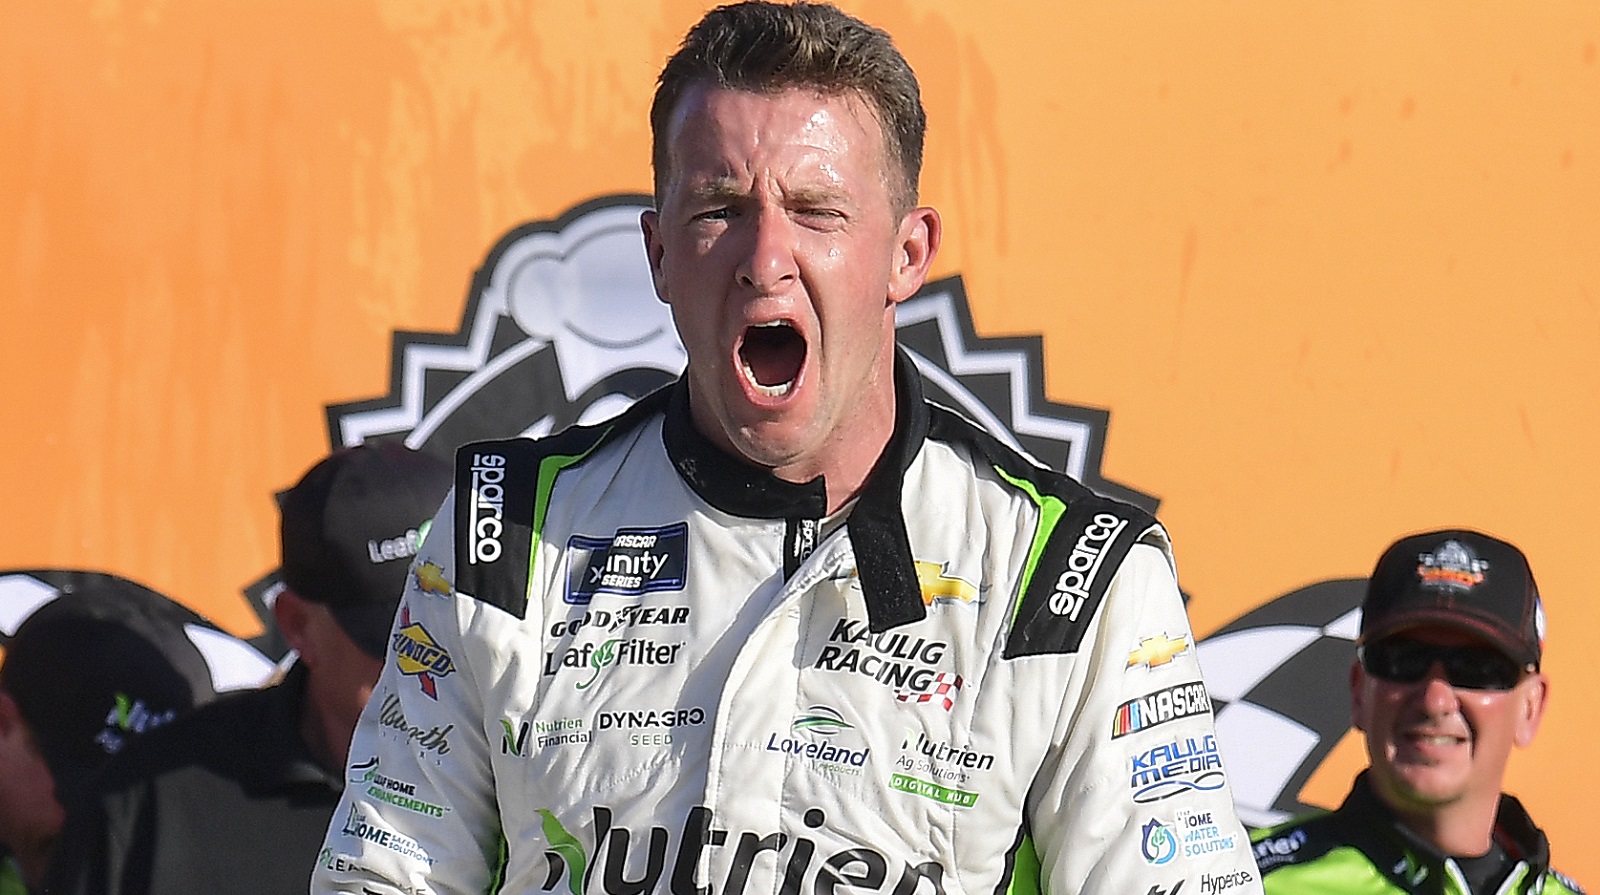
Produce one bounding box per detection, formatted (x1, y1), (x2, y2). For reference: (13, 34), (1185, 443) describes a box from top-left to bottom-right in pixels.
(42, 443), (452, 895)
(0, 575), (221, 893)
(1252, 529), (1584, 894)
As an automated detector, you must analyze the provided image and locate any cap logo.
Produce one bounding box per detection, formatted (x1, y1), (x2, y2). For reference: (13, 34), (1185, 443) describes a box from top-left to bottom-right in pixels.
(1415, 540), (1488, 593)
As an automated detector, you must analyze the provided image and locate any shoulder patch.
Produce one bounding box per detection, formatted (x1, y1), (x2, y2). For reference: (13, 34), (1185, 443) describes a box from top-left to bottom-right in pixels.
(454, 438), (543, 619)
(452, 390), (667, 618)
(1002, 488), (1156, 658)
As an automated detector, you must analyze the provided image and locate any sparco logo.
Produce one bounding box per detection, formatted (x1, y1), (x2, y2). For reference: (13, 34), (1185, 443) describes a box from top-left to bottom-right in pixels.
(533, 805), (952, 895)
(467, 452), (506, 564)
(1050, 512), (1127, 619)
(1112, 681), (1213, 739)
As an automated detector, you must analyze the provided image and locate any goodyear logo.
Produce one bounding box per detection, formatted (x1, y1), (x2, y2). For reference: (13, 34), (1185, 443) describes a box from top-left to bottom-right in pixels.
(393, 607), (455, 699)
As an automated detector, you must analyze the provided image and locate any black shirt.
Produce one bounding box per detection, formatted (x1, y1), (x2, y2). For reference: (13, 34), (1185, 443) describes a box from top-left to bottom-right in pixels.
(42, 664), (342, 895)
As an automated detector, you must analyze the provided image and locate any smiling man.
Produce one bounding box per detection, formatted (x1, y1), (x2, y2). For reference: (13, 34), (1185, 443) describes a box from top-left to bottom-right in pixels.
(1252, 530), (1584, 894)
(312, 4), (1258, 894)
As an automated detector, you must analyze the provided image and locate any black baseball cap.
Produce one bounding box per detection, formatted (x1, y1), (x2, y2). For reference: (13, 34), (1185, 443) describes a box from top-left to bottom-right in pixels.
(0, 575), (218, 809)
(278, 443), (453, 659)
(1360, 528), (1544, 668)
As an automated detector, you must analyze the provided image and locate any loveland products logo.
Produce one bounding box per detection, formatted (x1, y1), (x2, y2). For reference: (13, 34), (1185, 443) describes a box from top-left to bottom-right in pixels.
(767, 705), (870, 774)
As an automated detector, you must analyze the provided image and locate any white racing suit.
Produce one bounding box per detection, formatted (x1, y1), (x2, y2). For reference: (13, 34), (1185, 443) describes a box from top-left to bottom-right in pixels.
(312, 352), (1263, 895)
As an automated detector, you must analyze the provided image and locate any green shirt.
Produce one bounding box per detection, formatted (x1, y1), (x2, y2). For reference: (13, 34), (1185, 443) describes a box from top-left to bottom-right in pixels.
(1252, 773), (1584, 895)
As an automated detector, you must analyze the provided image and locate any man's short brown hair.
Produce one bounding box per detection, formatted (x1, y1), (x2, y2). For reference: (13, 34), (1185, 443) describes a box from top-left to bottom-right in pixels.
(650, 1), (925, 214)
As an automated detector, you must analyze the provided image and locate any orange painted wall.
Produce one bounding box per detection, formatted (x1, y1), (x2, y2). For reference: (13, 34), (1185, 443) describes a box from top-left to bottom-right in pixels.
(3, 1), (1596, 884)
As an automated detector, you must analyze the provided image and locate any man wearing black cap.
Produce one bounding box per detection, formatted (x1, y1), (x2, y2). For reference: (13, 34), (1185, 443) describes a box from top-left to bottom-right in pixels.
(42, 443), (453, 895)
(1252, 529), (1585, 894)
(0, 576), (220, 893)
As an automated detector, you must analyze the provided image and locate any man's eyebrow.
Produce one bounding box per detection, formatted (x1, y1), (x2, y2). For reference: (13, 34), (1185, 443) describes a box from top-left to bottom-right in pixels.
(686, 179), (748, 204)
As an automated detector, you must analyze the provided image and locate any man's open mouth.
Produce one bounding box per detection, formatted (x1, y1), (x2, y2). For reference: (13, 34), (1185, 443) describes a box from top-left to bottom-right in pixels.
(738, 321), (806, 398)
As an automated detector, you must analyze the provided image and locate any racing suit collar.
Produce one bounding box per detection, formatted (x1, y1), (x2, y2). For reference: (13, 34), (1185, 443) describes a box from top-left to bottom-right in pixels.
(1345, 770), (1553, 892)
(663, 347), (929, 633)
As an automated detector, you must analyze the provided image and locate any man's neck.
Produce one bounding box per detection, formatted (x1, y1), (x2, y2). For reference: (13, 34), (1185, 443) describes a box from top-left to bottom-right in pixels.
(1377, 783), (1501, 859)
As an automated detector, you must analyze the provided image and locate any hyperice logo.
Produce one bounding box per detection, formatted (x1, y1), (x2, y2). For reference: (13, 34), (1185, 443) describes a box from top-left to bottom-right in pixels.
(565, 523), (688, 604)
(392, 607), (456, 699)
(1141, 818), (1178, 865)
(1129, 734), (1227, 803)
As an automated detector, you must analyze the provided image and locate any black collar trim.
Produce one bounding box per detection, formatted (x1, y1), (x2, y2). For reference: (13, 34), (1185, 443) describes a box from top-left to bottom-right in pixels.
(1340, 771), (1553, 886)
(662, 348), (928, 632)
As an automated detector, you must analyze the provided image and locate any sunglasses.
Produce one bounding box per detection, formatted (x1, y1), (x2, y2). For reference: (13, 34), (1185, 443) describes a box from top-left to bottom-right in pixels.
(1358, 637), (1532, 691)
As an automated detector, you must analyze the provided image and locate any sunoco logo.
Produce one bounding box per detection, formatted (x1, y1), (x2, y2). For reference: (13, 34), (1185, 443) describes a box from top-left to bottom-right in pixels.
(564, 523), (688, 604)
(1049, 512), (1127, 619)
(392, 606), (456, 699)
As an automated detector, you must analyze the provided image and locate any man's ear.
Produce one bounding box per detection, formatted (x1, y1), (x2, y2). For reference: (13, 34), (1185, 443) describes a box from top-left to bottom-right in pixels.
(640, 209), (669, 304)
(1348, 659), (1368, 732)
(272, 590), (315, 665)
(887, 206), (942, 305)
(1513, 673), (1550, 748)
(0, 688), (26, 739)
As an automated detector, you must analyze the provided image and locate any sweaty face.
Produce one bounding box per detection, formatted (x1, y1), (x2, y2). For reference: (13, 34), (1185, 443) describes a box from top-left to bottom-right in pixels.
(1351, 627), (1547, 823)
(643, 85), (936, 491)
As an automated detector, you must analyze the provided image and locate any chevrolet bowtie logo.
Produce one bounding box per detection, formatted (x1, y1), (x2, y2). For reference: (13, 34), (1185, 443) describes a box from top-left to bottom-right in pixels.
(1127, 634), (1190, 669)
(915, 561), (978, 605)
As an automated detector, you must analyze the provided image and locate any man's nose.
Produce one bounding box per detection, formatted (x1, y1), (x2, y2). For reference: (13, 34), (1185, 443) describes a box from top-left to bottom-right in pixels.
(1417, 662), (1461, 711)
(737, 207), (799, 293)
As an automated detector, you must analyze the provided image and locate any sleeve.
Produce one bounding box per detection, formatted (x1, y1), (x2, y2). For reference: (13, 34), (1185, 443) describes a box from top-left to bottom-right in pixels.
(1028, 538), (1265, 895)
(310, 489), (504, 895)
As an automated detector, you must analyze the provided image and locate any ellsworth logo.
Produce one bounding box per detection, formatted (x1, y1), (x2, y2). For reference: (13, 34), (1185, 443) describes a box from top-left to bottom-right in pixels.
(392, 606), (456, 699)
